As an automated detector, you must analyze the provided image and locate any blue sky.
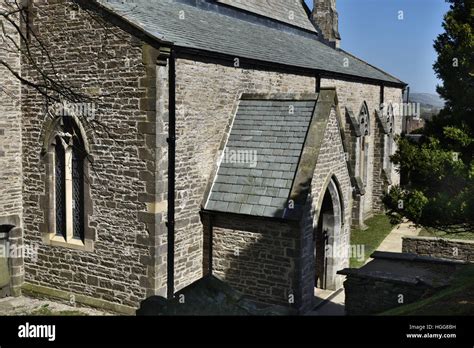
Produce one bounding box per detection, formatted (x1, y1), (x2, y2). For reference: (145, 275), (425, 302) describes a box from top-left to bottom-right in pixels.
(305, 0), (451, 93)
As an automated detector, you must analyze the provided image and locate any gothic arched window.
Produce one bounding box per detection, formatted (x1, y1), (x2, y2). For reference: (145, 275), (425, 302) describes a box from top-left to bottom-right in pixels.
(358, 102), (370, 186)
(383, 104), (396, 176)
(359, 102), (370, 137)
(53, 117), (86, 242)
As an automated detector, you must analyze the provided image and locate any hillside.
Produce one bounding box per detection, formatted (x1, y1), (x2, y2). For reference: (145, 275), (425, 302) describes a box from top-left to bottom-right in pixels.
(409, 93), (445, 120)
(410, 93), (445, 109)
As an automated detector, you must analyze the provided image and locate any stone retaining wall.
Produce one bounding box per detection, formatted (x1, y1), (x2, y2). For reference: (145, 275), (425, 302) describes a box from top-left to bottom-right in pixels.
(343, 275), (433, 315)
(403, 236), (474, 262)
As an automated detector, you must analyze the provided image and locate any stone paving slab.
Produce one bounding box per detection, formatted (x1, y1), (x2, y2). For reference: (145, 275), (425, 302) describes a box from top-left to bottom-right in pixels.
(376, 221), (421, 253)
(0, 296), (110, 316)
(307, 288), (346, 316)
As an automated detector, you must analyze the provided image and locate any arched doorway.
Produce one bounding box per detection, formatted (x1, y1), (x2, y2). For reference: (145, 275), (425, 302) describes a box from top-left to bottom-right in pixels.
(314, 178), (343, 291)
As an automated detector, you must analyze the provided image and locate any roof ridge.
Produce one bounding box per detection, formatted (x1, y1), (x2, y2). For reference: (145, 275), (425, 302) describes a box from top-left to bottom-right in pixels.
(215, 0), (317, 33)
(175, 0), (320, 40)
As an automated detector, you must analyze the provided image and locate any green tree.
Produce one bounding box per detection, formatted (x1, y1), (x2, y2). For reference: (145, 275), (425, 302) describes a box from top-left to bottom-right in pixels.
(384, 0), (474, 233)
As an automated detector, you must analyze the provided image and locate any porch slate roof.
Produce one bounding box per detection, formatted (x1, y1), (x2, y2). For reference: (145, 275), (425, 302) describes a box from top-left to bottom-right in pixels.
(95, 0), (405, 85)
(205, 95), (317, 218)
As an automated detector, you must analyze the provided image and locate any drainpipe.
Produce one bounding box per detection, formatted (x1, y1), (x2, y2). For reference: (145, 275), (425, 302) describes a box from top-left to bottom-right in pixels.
(167, 48), (176, 300)
(208, 216), (213, 276)
(380, 84), (385, 108)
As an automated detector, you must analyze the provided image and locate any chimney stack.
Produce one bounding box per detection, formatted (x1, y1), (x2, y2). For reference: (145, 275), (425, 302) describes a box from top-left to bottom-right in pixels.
(311, 0), (341, 48)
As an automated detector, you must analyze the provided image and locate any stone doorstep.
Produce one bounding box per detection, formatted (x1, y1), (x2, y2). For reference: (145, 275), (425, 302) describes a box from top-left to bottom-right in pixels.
(312, 287), (344, 311)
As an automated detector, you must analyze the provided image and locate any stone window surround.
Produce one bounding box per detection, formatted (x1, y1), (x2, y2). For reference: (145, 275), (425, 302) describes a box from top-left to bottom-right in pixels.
(40, 116), (94, 252)
(356, 102), (370, 188)
(382, 104), (395, 176)
(375, 104), (396, 185)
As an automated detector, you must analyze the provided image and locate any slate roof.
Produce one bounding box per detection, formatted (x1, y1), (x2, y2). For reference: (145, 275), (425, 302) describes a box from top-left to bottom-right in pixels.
(217, 0), (316, 32)
(205, 96), (317, 218)
(95, 0), (405, 85)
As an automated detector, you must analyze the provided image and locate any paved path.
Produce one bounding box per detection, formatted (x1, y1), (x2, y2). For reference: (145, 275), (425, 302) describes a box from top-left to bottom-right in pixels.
(376, 221), (421, 253)
(0, 296), (109, 316)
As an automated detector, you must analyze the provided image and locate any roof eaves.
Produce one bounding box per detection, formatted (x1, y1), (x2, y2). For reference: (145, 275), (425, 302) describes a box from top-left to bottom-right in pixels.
(176, 45), (407, 88)
(91, 0), (174, 46)
(338, 48), (407, 87)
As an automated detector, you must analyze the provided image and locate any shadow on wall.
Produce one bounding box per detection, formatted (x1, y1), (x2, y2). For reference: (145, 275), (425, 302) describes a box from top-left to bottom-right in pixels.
(206, 212), (302, 311)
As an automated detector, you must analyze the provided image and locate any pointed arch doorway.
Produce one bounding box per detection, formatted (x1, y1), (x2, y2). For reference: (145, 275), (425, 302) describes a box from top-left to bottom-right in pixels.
(315, 178), (343, 291)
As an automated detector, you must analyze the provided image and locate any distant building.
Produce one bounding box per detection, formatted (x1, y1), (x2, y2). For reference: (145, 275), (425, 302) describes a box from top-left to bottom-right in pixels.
(404, 117), (426, 134)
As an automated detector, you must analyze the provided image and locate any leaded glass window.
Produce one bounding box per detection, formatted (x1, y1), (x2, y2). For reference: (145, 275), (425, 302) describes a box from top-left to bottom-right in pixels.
(358, 103), (370, 187)
(72, 145), (84, 241)
(359, 104), (370, 136)
(55, 137), (66, 237)
(52, 117), (86, 243)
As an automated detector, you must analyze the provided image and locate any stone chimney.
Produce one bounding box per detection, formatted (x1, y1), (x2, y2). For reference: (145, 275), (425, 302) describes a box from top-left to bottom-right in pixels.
(311, 0), (341, 48)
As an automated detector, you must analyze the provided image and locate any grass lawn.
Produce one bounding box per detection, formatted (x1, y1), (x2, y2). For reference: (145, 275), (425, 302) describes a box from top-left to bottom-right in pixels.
(419, 227), (474, 241)
(350, 214), (396, 268)
(382, 264), (474, 315)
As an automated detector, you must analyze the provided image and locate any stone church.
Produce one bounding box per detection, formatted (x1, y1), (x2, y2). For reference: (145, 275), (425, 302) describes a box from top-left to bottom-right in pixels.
(0, 0), (406, 314)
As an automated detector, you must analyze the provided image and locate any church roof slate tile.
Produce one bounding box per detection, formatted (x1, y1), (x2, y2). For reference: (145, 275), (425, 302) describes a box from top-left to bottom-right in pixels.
(216, 0), (315, 32)
(205, 97), (317, 218)
(96, 0), (406, 85)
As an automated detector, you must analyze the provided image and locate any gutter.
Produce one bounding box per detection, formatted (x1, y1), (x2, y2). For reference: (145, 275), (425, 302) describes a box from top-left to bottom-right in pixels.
(176, 47), (408, 89)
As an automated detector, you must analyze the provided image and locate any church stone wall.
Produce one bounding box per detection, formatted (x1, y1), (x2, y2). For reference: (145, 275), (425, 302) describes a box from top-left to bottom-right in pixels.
(20, 0), (156, 310)
(167, 57), (316, 292)
(205, 214), (301, 307)
(384, 86), (404, 185)
(320, 79), (403, 223)
(0, 2), (24, 297)
(0, 4), (22, 218)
